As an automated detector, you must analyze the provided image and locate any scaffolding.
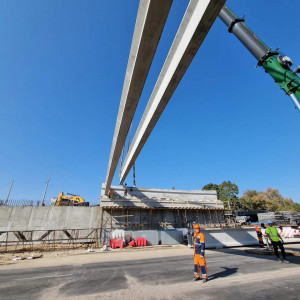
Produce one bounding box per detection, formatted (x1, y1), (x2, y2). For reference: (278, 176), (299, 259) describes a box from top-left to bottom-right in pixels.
(0, 228), (101, 253)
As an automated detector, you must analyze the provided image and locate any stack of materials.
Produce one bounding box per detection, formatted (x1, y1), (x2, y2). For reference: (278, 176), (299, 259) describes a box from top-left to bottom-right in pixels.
(280, 211), (300, 224)
(258, 211), (300, 225)
(257, 212), (276, 224)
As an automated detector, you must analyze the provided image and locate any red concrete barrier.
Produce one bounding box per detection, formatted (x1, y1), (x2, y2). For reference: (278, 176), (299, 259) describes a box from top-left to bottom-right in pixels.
(135, 237), (147, 246)
(110, 238), (124, 249)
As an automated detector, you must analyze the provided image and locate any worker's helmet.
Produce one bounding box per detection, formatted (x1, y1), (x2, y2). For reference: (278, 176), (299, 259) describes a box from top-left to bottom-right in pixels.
(193, 224), (200, 230)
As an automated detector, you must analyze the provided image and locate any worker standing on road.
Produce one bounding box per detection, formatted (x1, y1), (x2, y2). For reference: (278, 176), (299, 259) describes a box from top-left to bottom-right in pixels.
(193, 224), (207, 282)
(265, 221), (289, 263)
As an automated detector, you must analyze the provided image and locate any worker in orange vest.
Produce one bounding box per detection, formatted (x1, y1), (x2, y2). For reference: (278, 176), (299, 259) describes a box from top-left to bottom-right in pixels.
(255, 225), (264, 247)
(193, 224), (207, 282)
(109, 189), (115, 199)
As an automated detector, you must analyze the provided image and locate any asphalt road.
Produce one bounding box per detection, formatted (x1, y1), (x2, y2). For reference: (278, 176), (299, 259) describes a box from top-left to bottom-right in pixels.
(1, 246), (300, 300)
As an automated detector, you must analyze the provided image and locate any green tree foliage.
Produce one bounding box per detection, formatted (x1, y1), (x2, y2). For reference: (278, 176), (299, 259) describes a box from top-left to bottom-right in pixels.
(219, 181), (239, 203)
(202, 183), (299, 212)
(231, 197), (253, 211)
(202, 183), (220, 198)
(242, 187), (297, 212)
(202, 181), (239, 209)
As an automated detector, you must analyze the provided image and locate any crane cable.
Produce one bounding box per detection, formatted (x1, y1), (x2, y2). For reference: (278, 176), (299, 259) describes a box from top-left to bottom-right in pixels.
(120, 122), (136, 187)
(119, 146), (125, 178)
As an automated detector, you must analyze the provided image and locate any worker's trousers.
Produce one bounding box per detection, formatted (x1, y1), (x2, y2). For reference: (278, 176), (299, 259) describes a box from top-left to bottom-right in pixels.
(194, 254), (207, 278)
(271, 241), (286, 259)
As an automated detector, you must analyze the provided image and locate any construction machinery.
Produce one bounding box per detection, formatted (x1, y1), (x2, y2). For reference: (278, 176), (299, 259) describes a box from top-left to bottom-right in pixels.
(52, 192), (89, 207)
(219, 5), (300, 111)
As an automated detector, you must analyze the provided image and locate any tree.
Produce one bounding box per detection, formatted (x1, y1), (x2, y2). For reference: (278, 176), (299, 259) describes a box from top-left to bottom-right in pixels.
(219, 181), (239, 203)
(241, 187), (296, 212)
(263, 188), (293, 208)
(202, 181), (240, 209)
(243, 189), (259, 200)
(235, 197), (254, 211)
(202, 183), (220, 198)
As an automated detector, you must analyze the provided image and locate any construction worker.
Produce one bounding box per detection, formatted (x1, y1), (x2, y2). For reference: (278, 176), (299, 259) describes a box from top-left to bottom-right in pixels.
(261, 223), (271, 250)
(109, 189), (115, 199)
(123, 183), (128, 197)
(193, 224), (207, 282)
(255, 225), (264, 247)
(265, 221), (289, 263)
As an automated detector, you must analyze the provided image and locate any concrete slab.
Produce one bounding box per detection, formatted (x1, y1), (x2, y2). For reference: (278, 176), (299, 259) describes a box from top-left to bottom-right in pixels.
(100, 185), (224, 209)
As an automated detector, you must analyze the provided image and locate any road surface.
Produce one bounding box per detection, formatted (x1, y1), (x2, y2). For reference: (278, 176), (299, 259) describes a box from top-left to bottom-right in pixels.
(0, 245), (299, 299)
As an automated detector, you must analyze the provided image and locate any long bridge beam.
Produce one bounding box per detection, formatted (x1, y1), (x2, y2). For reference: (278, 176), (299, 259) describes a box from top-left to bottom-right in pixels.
(120, 0), (226, 184)
(104, 0), (173, 194)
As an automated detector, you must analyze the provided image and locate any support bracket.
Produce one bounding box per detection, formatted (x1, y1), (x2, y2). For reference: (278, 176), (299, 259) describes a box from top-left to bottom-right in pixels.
(228, 16), (245, 33)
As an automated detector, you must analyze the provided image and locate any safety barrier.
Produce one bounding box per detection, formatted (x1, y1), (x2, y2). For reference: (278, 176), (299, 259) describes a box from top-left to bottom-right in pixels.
(202, 228), (258, 248)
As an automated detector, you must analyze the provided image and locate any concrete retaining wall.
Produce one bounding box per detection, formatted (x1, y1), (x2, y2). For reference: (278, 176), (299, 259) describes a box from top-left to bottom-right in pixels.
(1, 207), (299, 248)
(0, 206), (101, 231)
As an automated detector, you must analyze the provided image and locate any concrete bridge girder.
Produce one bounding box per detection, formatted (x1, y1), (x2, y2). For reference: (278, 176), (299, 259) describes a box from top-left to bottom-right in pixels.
(119, 0), (226, 183)
(104, 0), (173, 194)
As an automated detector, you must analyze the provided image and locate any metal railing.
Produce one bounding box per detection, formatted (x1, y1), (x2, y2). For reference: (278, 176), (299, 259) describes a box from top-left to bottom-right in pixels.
(0, 199), (46, 207)
(0, 199), (100, 207)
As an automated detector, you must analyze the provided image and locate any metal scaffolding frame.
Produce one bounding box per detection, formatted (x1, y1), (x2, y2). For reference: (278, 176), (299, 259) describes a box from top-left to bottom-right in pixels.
(0, 228), (102, 253)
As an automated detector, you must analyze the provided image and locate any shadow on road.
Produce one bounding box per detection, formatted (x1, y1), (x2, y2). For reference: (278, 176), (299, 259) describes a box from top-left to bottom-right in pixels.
(209, 267), (238, 281)
(210, 246), (300, 265)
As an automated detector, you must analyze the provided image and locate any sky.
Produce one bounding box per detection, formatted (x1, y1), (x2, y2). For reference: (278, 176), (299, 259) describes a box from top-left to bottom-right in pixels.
(0, 0), (299, 205)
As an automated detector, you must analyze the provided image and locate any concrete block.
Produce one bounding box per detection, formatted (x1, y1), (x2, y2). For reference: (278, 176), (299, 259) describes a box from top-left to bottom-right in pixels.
(202, 228), (259, 248)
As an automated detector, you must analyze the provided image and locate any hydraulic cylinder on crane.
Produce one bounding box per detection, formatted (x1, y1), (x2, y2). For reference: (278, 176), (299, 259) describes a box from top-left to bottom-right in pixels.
(219, 6), (300, 112)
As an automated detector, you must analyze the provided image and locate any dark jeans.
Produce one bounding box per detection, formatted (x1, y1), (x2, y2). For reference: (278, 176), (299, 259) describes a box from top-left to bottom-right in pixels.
(271, 241), (286, 259)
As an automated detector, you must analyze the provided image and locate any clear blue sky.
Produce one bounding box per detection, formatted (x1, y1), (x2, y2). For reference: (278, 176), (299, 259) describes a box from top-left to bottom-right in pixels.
(0, 0), (299, 205)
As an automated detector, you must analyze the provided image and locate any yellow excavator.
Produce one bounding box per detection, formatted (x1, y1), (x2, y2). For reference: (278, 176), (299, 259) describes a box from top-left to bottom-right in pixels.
(54, 192), (89, 206)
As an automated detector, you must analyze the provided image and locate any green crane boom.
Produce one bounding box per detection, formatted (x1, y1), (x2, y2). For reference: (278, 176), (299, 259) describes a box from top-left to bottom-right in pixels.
(219, 6), (300, 112)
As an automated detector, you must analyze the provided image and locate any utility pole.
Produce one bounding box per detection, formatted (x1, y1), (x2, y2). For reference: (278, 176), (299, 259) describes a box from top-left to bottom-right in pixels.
(41, 176), (50, 206)
(5, 180), (14, 205)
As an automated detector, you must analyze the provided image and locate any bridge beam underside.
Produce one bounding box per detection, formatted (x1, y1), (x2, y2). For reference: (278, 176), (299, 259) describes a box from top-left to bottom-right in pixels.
(104, 0), (173, 194)
(120, 0), (226, 183)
